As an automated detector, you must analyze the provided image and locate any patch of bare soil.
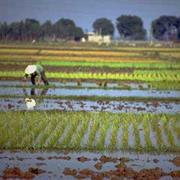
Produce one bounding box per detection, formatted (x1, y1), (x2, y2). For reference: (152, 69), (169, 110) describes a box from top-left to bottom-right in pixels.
(2, 167), (45, 179)
(63, 167), (77, 176)
(62, 159), (180, 179)
(170, 156), (180, 167)
(48, 155), (71, 160)
(77, 156), (91, 162)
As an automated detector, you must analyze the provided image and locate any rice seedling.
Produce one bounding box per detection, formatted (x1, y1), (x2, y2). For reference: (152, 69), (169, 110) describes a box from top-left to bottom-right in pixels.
(59, 116), (81, 149)
(0, 111), (179, 152)
(108, 115), (120, 150)
(162, 116), (176, 148)
(44, 115), (69, 148)
(150, 115), (166, 151)
(120, 114), (129, 150)
(96, 114), (110, 150)
(1, 70), (179, 82)
(87, 114), (100, 149)
(142, 114), (154, 151)
(131, 113), (142, 150)
(70, 115), (90, 149)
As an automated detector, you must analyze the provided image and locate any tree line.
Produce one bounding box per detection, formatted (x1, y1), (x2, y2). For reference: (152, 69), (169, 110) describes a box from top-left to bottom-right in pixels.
(0, 15), (180, 41)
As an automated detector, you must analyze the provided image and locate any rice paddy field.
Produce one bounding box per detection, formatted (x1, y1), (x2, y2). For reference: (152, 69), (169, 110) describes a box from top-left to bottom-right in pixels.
(0, 42), (180, 179)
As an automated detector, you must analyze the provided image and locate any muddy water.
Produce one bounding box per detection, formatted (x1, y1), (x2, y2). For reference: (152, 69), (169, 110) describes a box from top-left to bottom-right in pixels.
(0, 150), (179, 180)
(0, 98), (180, 113)
(0, 87), (179, 98)
(0, 80), (148, 89)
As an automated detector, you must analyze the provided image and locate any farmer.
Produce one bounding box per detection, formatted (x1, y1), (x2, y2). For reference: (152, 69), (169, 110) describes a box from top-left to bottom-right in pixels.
(24, 64), (49, 85)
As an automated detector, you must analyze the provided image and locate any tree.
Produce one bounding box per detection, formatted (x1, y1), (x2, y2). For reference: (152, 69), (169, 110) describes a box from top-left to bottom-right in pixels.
(116, 15), (146, 40)
(74, 27), (84, 41)
(54, 18), (77, 40)
(152, 16), (179, 41)
(93, 18), (114, 36)
(24, 18), (40, 40)
(0, 22), (9, 40)
(8, 22), (22, 40)
(40, 20), (53, 39)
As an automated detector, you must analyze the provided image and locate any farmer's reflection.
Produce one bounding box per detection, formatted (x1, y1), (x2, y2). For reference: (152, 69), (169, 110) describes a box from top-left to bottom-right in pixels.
(23, 87), (48, 110)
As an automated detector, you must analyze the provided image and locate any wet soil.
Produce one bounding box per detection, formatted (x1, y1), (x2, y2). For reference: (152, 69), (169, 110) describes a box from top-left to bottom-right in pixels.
(1, 97), (180, 114)
(0, 150), (179, 179)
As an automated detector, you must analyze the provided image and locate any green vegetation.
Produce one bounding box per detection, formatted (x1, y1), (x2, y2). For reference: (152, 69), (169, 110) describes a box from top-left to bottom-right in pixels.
(0, 70), (179, 82)
(0, 111), (179, 152)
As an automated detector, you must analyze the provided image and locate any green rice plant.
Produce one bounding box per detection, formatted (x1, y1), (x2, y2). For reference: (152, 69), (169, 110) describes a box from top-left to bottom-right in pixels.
(20, 113), (49, 148)
(142, 114), (154, 151)
(87, 114), (100, 149)
(15, 112), (40, 146)
(34, 114), (59, 148)
(172, 118), (180, 140)
(0, 112), (14, 147)
(150, 115), (166, 151)
(131, 113), (142, 150)
(108, 114), (120, 150)
(96, 114), (110, 150)
(120, 114), (129, 150)
(70, 115), (90, 149)
(162, 116), (176, 148)
(44, 115), (69, 148)
(0, 111), (179, 152)
(59, 116), (81, 148)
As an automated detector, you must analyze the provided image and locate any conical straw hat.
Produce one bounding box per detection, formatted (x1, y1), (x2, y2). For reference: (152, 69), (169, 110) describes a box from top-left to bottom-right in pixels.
(25, 65), (36, 75)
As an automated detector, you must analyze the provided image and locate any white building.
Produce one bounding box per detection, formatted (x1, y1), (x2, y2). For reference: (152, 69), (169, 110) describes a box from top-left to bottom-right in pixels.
(82, 32), (112, 45)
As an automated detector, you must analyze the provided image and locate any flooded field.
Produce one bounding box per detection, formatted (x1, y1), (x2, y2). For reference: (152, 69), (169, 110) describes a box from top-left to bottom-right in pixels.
(1, 97), (180, 113)
(0, 150), (179, 179)
(1, 86), (179, 98)
(0, 80), (180, 114)
(0, 44), (180, 179)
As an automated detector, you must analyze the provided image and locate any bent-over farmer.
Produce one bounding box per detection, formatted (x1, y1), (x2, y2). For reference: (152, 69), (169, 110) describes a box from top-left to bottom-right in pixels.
(24, 64), (49, 85)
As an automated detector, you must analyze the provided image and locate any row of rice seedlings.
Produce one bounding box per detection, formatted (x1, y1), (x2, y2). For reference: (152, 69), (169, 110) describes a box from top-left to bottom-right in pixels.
(0, 112), (12, 146)
(150, 117), (166, 151)
(162, 118), (175, 148)
(59, 116), (81, 149)
(0, 112), (20, 148)
(70, 115), (90, 149)
(86, 114), (101, 149)
(40, 60), (179, 69)
(44, 115), (69, 147)
(16, 112), (41, 145)
(150, 81), (180, 90)
(4, 112), (25, 148)
(1, 70), (179, 82)
(20, 113), (50, 148)
(34, 114), (59, 148)
(172, 117), (180, 140)
(108, 115), (121, 150)
(95, 115), (110, 150)
(131, 114), (142, 150)
(120, 114), (129, 149)
(0, 112), (179, 151)
(142, 114), (154, 151)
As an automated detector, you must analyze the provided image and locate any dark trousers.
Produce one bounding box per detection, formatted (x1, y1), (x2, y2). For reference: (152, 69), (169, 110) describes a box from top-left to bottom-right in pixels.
(31, 71), (49, 85)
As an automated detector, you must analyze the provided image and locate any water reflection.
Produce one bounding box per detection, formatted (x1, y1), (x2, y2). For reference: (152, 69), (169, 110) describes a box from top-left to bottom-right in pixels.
(23, 87), (48, 110)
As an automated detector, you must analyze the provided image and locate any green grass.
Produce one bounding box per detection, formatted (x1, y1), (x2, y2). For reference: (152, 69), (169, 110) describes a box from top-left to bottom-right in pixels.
(0, 111), (179, 152)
